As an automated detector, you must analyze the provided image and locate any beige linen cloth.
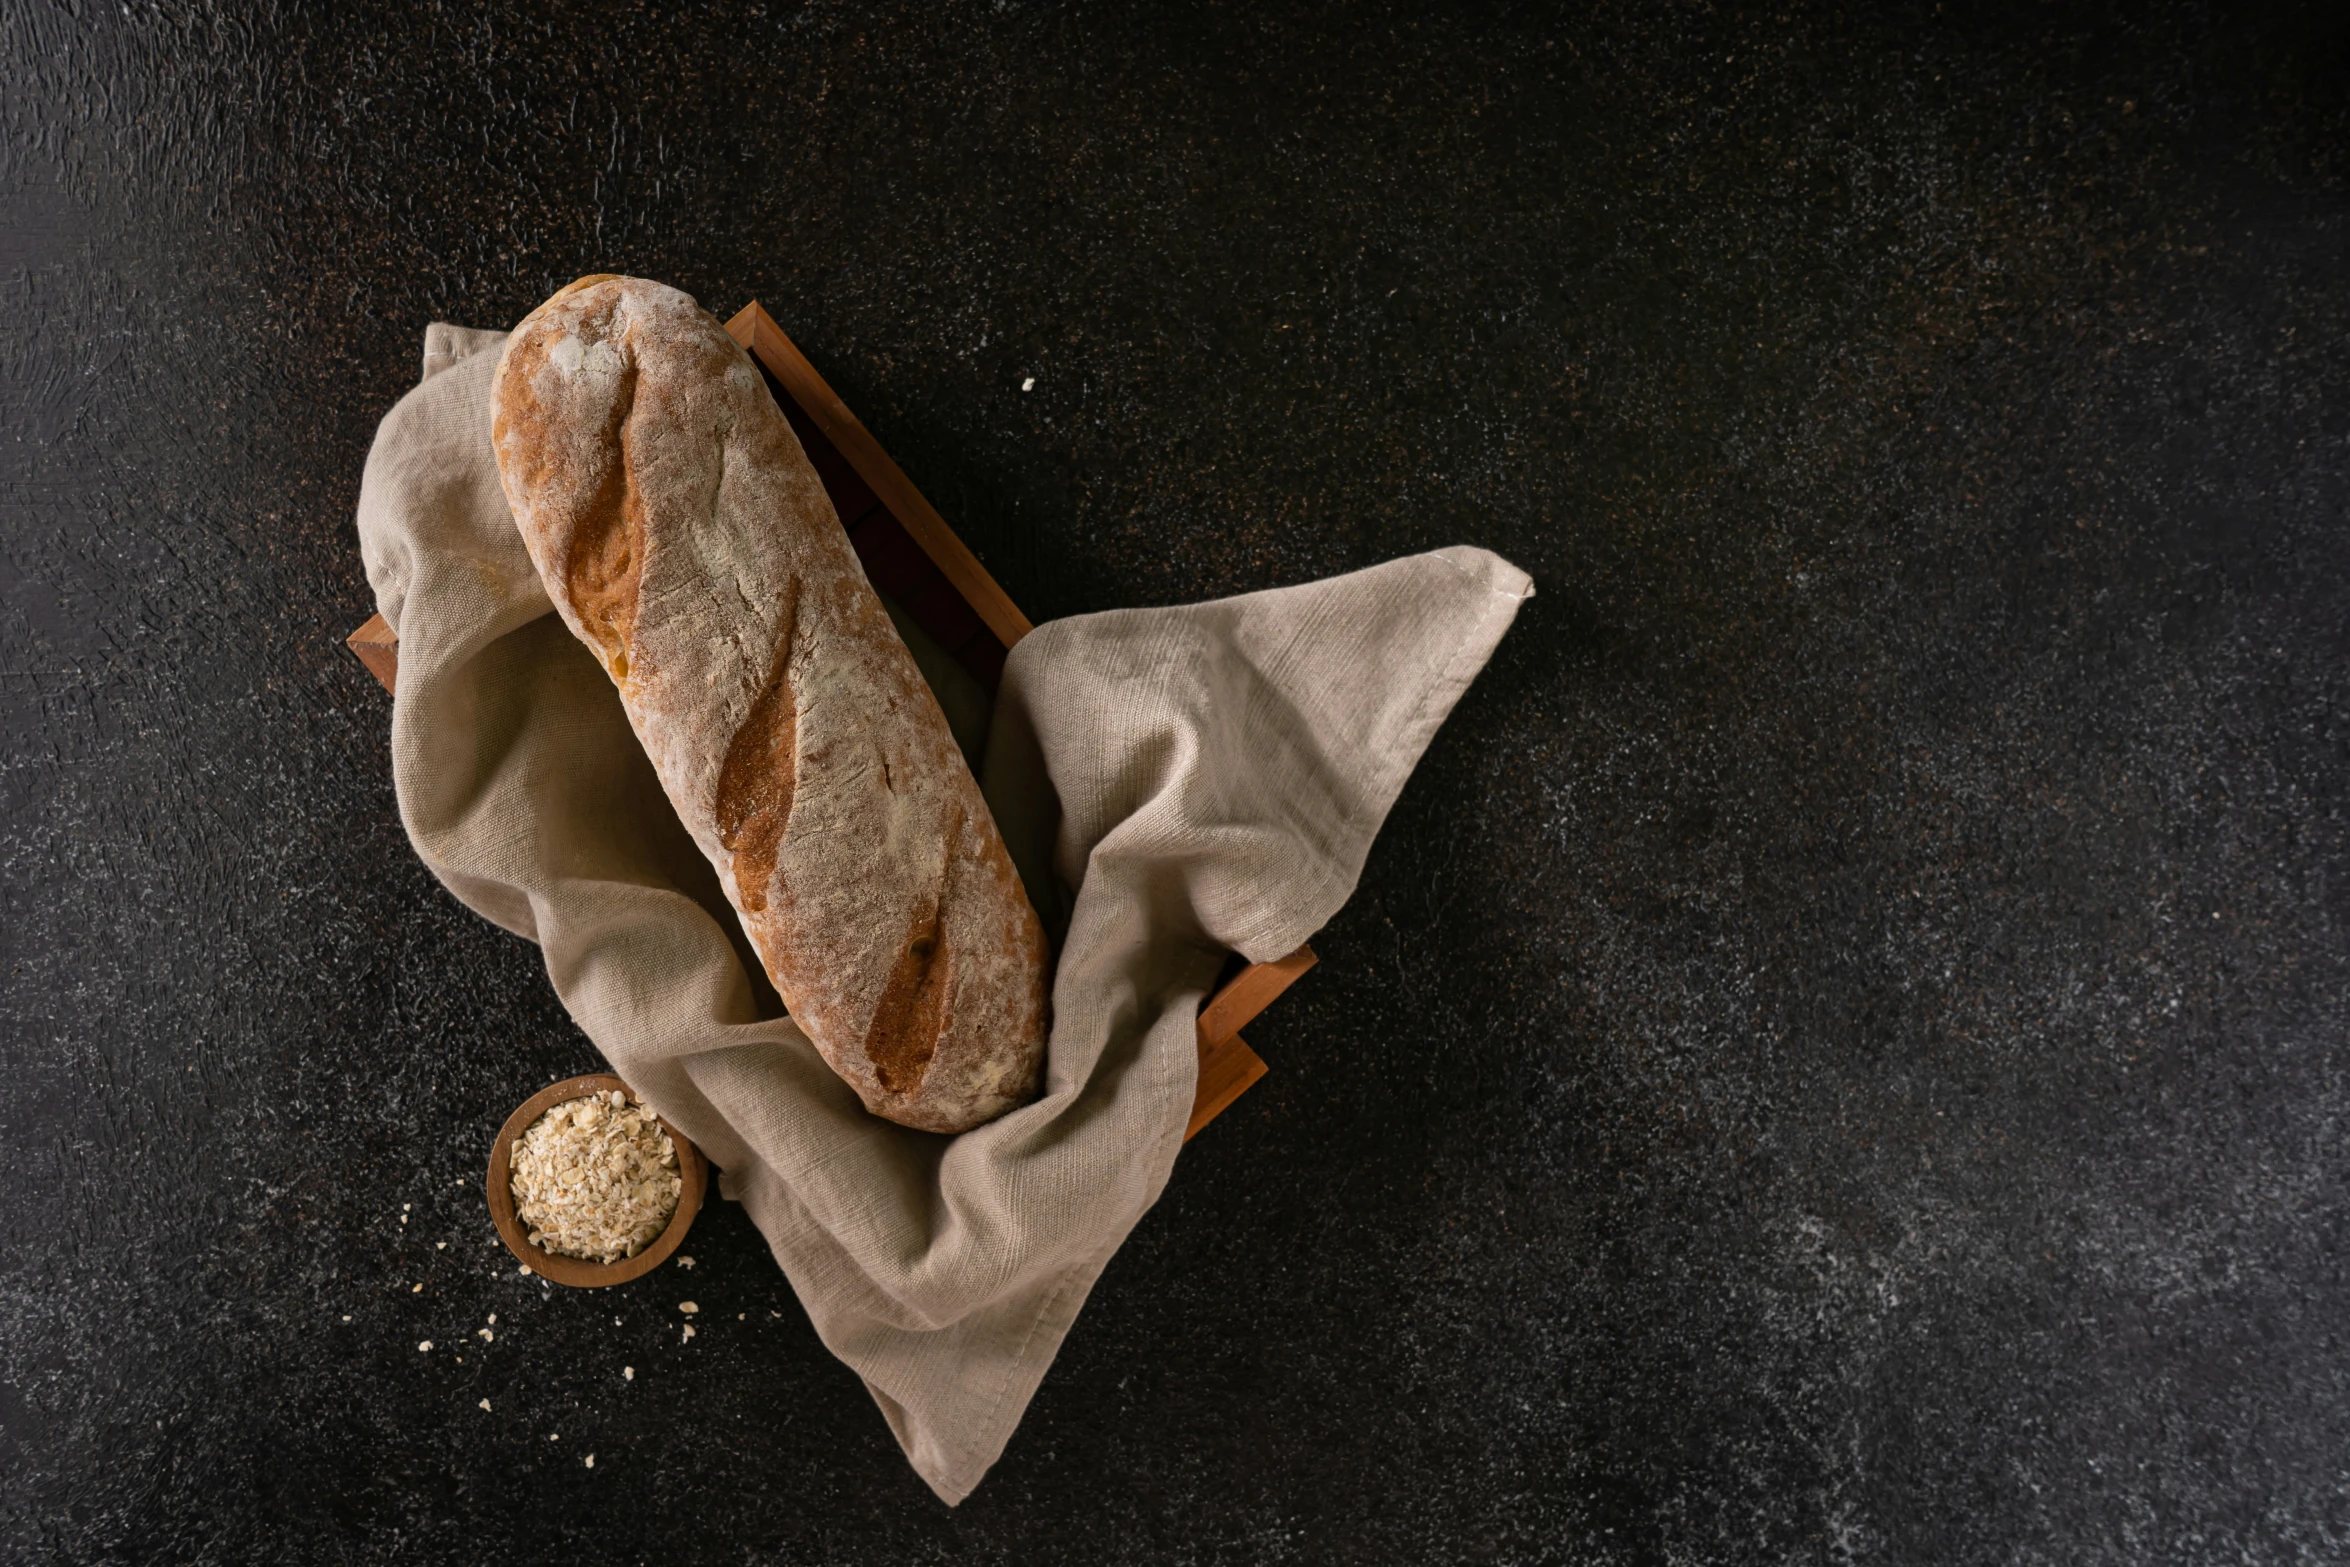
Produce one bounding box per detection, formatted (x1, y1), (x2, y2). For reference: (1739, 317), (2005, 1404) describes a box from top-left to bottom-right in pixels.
(357, 322), (1532, 1503)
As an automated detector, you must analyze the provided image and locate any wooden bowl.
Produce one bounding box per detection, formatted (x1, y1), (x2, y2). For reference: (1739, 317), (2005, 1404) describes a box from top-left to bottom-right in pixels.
(486, 1073), (707, 1288)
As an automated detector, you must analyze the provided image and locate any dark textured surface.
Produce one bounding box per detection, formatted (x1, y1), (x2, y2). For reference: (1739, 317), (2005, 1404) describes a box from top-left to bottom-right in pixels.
(4, 2), (2348, 1561)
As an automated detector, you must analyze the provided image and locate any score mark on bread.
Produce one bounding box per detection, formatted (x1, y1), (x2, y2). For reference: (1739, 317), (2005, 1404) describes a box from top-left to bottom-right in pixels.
(712, 587), (798, 917)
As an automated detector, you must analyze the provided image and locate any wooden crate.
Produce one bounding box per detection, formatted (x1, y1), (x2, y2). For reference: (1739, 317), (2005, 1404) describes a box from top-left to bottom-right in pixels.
(348, 302), (1310, 1141)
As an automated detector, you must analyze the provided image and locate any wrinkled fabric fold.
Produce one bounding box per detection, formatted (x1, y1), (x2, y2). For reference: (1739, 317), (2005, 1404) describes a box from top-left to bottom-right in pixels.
(356, 322), (1532, 1502)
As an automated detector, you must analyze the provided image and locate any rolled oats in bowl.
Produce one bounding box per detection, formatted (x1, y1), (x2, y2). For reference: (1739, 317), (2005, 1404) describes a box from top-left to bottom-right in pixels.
(507, 1090), (683, 1263)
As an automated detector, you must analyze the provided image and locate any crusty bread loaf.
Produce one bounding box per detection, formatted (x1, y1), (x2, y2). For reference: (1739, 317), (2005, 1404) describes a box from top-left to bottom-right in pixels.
(490, 275), (1047, 1133)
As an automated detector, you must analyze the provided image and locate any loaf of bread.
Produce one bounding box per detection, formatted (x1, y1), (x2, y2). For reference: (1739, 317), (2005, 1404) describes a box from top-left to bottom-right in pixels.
(490, 276), (1048, 1133)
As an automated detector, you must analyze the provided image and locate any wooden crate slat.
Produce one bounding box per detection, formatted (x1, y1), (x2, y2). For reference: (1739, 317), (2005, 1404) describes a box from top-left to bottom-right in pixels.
(347, 612), (398, 693)
(1198, 944), (1318, 1046)
(724, 301), (1033, 650)
(1187, 1031), (1268, 1143)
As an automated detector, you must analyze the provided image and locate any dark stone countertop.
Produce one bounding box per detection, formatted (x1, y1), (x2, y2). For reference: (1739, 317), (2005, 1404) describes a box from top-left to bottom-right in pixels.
(3, 3), (2346, 1562)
